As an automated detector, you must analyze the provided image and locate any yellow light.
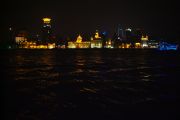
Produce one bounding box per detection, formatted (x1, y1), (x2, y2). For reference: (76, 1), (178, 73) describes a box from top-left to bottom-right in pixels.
(141, 35), (148, 41)
(91, 37), (94, 41)
(135, 43), (141, 45)
(76, 35), (83, 43)
(37, 45), (48, 49)
(126, 44), (131, 48)
(135, 43), (141, 48)
(43, 18), (51, 24)
(48, 43), (55, 49)
(95, 31), (101, 39)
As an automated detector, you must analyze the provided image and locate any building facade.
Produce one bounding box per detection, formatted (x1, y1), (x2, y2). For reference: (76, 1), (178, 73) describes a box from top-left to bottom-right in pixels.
(68, 35), (90, 48)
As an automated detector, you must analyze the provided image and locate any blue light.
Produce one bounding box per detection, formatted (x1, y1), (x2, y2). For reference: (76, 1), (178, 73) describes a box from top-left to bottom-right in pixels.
(159, 42), (177, 51)
(102, 31), (107, 36)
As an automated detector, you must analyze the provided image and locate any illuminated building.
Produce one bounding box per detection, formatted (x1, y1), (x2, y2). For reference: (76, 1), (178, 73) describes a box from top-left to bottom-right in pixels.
(35, 17), (56, 49)
(42, 18), (52, 44)
(141, 35), (149, 48)
(135, 43), (141, 48)
(148, 40), (159, 48)
(56, 37), (66, 49)
(121, 43), (132, 48)
(125, 28), (132, 42)
(15, 36), (27, 44)
(105, 38), (113, 48)
(47, 43), (56, 49)
(91, 30), (103, 48)
(117, 25), (124, 41)
(113, 25), (128, 48)
(15, 30), (28, 48)
(68, 35), (90, 48)
(115, 27), (133, 48)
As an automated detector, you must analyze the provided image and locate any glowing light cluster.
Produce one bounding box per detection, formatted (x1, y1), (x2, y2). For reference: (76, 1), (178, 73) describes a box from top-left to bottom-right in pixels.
(43, 18), (51, 24)
(76, 35), (83, 43)
(141, 35), (149, 41)
(95, 31), (101, 39)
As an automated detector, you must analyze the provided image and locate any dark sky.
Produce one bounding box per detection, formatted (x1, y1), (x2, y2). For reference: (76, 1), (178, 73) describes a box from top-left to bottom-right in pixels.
(2, 0), (180, 40)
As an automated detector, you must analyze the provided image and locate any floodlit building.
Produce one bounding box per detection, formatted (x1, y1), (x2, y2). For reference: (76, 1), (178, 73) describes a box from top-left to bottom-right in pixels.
(91, 30), (103, 48)
(15, 31), (28, 44)
(113, 25), (133, 48)
(15, 30), (29, 48)
(15, 36), (27, 44)
(135, 42), (141, 48)
(141, 35), (149, 48)
(36, 17), (56, 49)
(42, 18), (52, 44)
(105, 38), (113, 48)
(68, 35), (90, 48)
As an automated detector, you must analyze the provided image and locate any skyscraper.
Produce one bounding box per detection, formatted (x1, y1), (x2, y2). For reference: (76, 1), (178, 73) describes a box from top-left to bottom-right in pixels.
(117, 24), (124, 41)
(42, 18), (52, 44)
(112, 24), (125, 48)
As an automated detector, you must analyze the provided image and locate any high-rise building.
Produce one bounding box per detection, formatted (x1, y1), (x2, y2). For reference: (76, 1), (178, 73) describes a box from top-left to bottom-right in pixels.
(113, 25), (128, 48)
(42, 18), (52, 44)
(125, 28), (132, 41)
(117, 24), (124, 41)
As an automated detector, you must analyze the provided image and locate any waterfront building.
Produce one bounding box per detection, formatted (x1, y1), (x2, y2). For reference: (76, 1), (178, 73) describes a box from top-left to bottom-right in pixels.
(105, 38), (113, 48)
(135, 42), (141, 48)
(148, 40), (159, 48)
(113, 25), (133, 48)
(15, 35), (27, 44)
(141, 35), (149, 48)
(91, 30), (103, 48)
(37, 18), (56, 49)
(68, 35), (90, 48)
(15, 30), (28, 48)
(41, 18), (53, 44)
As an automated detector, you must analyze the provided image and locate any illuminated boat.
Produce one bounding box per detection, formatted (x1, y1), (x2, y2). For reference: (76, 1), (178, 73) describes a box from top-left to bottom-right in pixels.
(158, 42), (178, 51)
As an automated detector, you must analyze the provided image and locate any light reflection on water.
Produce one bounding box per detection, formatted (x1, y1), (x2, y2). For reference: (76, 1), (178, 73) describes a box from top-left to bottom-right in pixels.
(1, 49), (179, 120)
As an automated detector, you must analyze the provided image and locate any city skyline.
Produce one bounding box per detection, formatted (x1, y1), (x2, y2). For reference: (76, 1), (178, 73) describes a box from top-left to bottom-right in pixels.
(1, 17), (177, 50)
(1, 1), (179, 119)
(2, 0), (180, 42)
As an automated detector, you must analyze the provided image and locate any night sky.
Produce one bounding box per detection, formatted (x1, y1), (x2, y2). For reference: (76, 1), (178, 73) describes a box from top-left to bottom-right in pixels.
(2, 0), (180, 40)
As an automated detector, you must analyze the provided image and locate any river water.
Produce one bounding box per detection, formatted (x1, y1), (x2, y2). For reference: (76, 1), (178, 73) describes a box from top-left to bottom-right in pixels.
(1, 49), (179, 120)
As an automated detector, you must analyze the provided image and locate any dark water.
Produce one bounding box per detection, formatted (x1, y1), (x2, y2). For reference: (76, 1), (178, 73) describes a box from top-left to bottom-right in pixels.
(1, 49), (179, 120)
